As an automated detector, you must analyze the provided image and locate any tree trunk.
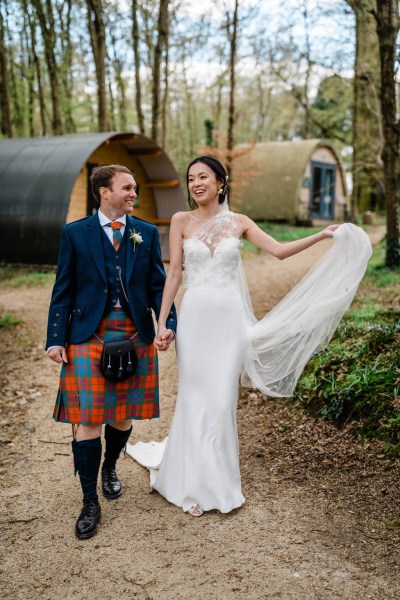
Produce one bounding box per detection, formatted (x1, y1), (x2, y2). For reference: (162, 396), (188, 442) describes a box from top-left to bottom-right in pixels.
(58, 0), (75, 133)
(87, 0), (109, 132)
(24, 15), (35, 137)
(109, 29), (128, 132)
(161, 33), (169, 148)
(226, 0), (239, 179)
(347, 1), (383, 219)
(132, 0), (145, 134)
(31, 0), (63, 135)
(375, 0), (400, 268)
(7, 21), (24, 135)
(0, 6), (13, 137)
(108, 78), (117, 131)
(301, 0), (312, 138)
(151, 0), (169, 143)
(30, 10), (47, 136)
(117, 69), (128, 132)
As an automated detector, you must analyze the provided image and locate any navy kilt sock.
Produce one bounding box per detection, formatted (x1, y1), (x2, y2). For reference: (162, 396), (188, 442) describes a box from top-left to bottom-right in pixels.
(72, 437), (102, 505)
(103, 424), (132, 469)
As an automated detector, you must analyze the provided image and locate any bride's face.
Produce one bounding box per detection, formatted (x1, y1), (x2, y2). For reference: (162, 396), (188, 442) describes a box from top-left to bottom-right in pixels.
(188, 163), (221, 206)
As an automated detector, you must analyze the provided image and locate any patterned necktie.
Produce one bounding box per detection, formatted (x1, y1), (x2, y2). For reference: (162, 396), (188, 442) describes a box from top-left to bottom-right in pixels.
(109, 221), (123, 251)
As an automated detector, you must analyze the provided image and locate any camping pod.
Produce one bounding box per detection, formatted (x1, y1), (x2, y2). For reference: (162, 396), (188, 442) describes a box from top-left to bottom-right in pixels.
(0, 132), (186, 263)
(232, 139), (348, 224)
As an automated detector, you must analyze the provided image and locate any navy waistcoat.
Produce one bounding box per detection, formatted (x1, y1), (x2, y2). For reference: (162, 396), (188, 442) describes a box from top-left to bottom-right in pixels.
(101, 227), (130, 316)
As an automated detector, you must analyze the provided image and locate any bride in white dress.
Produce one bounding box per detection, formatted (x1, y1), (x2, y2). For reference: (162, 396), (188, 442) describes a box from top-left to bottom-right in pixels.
(126, 156), (372, 517)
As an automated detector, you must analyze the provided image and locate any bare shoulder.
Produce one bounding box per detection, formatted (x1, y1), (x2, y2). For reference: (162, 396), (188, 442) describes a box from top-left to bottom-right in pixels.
(233, 212), (254, 234)
(171, 211), (191, 226)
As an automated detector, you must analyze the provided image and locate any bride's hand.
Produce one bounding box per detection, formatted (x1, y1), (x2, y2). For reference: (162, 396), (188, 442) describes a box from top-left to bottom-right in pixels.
(321, 224), (341, 238)
(154, 325), (175, 351)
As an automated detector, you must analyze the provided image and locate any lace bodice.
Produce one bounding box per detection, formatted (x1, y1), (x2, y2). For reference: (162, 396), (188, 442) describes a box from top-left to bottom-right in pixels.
(183, 211), (242, 289)
(183, 237), (241, 289)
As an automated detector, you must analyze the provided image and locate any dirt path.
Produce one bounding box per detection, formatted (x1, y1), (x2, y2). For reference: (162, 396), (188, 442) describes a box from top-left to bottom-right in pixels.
(1, 226), (399, 599)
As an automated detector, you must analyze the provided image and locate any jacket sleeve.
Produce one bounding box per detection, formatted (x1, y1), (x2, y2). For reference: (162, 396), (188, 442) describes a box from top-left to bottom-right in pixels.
(45, 226), (77, 349)
(149, 227), (177, 332)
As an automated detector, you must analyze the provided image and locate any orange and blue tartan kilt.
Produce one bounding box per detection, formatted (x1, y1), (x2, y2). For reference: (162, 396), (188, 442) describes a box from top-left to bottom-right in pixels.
(53, 309), (159, 425)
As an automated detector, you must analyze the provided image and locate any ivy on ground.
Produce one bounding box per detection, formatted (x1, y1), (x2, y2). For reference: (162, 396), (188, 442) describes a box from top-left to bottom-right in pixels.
(294, 237), (400, 457)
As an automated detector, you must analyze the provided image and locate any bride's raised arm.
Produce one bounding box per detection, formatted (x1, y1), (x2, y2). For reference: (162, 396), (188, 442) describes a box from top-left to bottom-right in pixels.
(240, 214), (340, 260)
(154, 212), (186, 351)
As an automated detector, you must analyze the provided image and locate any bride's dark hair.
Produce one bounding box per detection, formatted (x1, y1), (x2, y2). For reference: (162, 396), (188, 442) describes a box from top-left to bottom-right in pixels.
(186, 156), (229, 210)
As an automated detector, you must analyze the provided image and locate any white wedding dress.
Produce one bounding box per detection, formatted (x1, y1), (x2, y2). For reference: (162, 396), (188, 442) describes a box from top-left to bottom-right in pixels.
(126, 211), (372, 513)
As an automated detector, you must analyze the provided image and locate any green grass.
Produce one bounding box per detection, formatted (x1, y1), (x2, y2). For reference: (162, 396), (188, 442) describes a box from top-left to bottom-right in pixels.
(0, 264), (56, 287)
(242, 221), (321, 253)
(0, 311), (22, 329)
(293, 236), (400, 456)
(365, 242), (400, 287)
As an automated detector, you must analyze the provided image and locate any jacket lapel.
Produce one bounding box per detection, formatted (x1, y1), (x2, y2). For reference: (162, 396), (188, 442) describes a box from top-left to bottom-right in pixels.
(85, 213), (107, 283)
(126, 215), (141, 281)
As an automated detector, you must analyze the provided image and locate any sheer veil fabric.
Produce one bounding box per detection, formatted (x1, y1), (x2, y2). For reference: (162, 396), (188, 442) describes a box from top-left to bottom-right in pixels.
(238, 218), (373, 396)
(125, 210), (372, 513)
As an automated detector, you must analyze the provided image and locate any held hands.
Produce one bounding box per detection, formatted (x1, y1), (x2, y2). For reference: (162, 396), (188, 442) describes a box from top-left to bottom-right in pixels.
(321, 224), (341, 238)
(154, 325), (175, 352)
(47, 346), (68, 364)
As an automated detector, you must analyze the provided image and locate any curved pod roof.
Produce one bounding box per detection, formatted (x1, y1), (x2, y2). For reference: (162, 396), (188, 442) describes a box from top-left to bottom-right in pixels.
(233, 139), (346, 221)
(0, 132), (184, 263)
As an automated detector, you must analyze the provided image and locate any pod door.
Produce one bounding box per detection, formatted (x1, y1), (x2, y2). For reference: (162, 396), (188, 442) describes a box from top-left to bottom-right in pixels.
(309, 161), (336, 220)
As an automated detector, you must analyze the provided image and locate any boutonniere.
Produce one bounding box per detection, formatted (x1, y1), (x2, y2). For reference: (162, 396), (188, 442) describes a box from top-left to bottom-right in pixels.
(129, 229), (143, 252)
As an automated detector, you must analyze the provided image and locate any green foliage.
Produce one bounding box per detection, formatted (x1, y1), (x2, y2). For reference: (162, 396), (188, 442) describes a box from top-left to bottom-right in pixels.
(295, 315), (400, 445)
(0, 311), (22, 329)
(294, 237), (400, 455)
(0, 265), (55, 288)
(310, 75), (353, 144)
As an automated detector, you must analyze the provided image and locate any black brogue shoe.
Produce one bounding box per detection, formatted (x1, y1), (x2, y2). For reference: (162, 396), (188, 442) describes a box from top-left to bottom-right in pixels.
(75, 501), (101, 540)
(101, 464), (122, 499)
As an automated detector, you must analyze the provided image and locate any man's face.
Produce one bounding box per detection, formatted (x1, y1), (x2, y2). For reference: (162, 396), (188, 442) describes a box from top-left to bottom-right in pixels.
(100, 171), (137, 217)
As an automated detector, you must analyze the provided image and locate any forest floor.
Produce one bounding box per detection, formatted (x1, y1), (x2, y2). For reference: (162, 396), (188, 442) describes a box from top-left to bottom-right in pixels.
(1, 225), (399, 600)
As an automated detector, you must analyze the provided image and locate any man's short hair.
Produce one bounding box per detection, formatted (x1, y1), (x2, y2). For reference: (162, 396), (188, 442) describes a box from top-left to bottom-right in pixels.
(90, 164), (132, 204)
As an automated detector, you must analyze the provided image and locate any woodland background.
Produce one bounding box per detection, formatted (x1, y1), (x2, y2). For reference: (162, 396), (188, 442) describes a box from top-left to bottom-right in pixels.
(0, 2), (399, 449)
(0, 0), (399, 267)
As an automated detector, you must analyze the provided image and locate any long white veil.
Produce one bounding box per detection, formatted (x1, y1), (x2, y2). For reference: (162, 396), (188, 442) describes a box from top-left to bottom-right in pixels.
(237, 222), (372, 397)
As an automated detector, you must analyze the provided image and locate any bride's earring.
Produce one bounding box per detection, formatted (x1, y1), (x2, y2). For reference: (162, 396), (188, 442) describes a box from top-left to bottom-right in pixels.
(217, 188), (224, 195)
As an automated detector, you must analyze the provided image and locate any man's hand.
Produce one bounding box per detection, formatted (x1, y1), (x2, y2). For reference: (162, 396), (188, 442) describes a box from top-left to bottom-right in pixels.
(47, 346), (68, 364)
(154, 326), (175, 352)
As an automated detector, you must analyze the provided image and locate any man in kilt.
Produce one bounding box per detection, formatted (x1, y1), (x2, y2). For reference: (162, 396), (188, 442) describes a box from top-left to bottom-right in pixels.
(46, 164), (176, 539)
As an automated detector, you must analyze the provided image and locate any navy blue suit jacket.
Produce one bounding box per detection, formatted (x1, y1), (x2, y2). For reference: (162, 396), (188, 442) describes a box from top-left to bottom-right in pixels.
(46, 212), (176, 349)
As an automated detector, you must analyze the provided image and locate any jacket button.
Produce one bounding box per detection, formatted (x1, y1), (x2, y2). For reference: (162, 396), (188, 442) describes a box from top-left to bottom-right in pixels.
(77, 309), (81, 313)
(112, 299), (116, 304)
(104, 289), (108, 294)
(53, 333), (58, 337)
(56, 313), (59, 317)
(53, 323), (57, 327)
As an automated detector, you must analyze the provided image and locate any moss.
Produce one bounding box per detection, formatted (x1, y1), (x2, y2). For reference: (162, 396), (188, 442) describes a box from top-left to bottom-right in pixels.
(294, 309), (400, 451)
(0, 311), (22, 329)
